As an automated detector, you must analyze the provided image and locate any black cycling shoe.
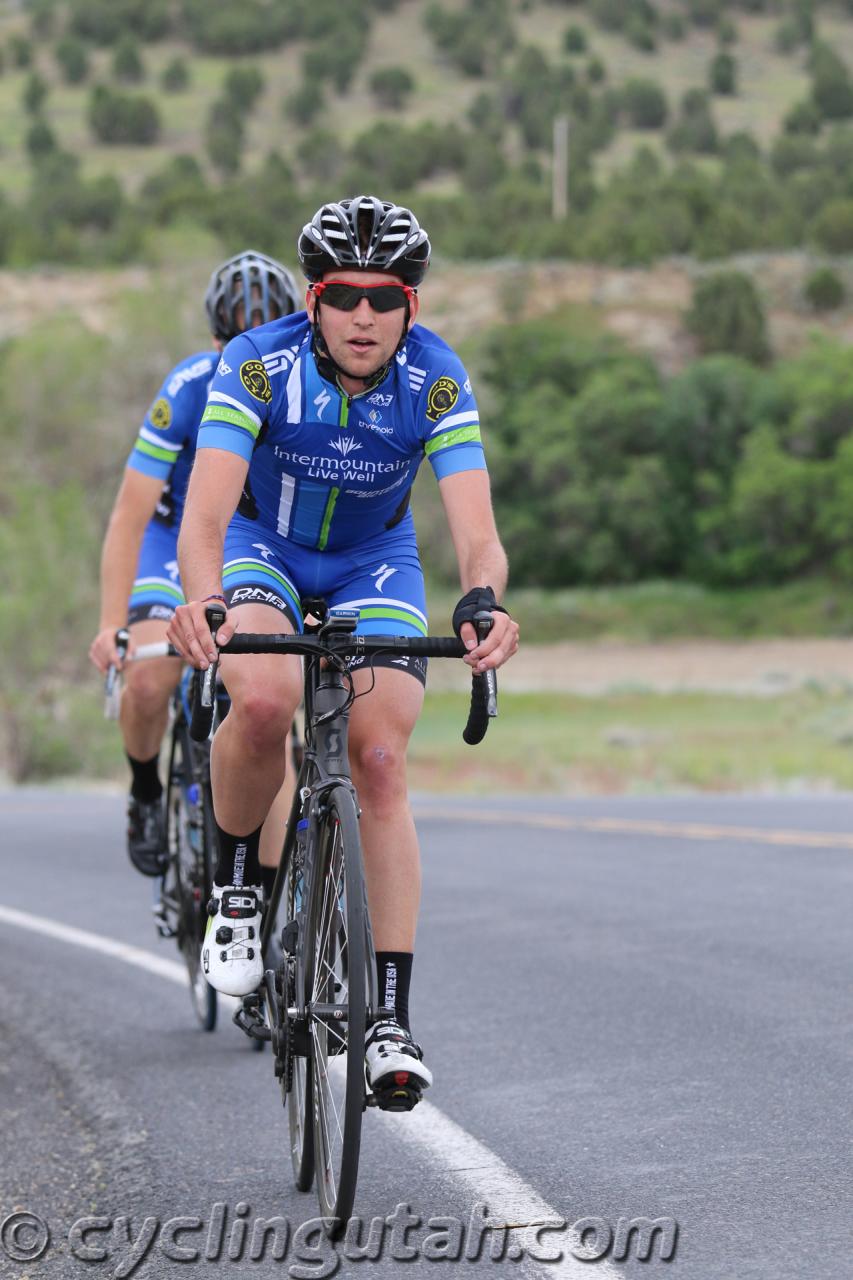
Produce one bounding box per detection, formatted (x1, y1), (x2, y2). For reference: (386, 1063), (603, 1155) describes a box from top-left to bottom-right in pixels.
(127, 795), (168, 877)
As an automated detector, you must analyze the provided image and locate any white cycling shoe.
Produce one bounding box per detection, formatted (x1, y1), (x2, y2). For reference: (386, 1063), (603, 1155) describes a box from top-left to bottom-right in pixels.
(202, 885), (264, 996)
(365, 1020), (433, 1110)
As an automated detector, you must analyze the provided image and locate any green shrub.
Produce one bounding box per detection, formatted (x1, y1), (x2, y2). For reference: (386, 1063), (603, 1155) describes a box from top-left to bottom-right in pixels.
(224, 66), (265, 112)
(805, 267), (846, 310)
(626, 15), (657, 53)
(369, 65), (415, 109)
(686, 271), (770, 364)
(112, 35), (145, 84)
(622, 78), (668, 129)
(55, 36), (89, 85)
(784, 98), (822, 135)
(668, 88), (718, 153)
(9, 35), (32, 67)
(22, 72), (48, 116)
(26, 119), (57, 159)
(710, 51), (737, 95)
(285, 81), (324, 127)
(160, 57), (189, 93)
(563, 24), (587, 53)
(813, 198), (853, 252)
(88, 84), (161, 145)
(586, 56), (606, 83)
(810, 44), (853, 121)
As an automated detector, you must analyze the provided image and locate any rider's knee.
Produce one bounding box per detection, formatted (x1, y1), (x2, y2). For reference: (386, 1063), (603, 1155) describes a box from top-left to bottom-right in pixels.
(124, 665), (172, 718)
(350, 741), (407, 809)
(232, 687), (293, 754)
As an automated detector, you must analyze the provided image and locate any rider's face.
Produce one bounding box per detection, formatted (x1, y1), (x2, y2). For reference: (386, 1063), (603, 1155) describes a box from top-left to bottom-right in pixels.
(306, 269), (419, 390)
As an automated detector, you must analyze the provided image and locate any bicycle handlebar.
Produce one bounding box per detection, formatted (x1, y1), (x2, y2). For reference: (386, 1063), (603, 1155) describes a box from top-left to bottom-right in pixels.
(103, 633), (181, 719)
(188, 607), (499, 745)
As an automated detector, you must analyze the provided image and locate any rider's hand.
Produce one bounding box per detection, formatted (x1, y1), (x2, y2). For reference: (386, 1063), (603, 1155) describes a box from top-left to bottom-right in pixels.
(452, 586), (519, 674)
(459, 611), (519, 674)
(167, 600), (236, 670)
(89, 626), (131, 675)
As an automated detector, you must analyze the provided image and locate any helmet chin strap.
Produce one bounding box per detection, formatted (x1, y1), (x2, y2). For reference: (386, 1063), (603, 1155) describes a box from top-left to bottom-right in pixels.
(311, 299), (410, 394)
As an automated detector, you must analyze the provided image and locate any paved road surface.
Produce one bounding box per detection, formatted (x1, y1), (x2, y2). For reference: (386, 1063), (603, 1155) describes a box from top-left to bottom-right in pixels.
(0, 789), (850, 1279)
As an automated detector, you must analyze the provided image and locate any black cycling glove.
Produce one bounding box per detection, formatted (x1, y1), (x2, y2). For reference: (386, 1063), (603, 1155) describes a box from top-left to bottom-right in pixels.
(452, 585), (508, 638)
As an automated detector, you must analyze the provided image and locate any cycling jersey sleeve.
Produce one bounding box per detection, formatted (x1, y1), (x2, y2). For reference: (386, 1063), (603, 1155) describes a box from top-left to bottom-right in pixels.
(197, 334), (271, 463)
(126, 356), (212, 481)
(419, 355), (487, 481)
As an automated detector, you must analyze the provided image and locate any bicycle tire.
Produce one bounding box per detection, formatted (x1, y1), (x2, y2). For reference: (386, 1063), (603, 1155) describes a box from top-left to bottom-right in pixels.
(306, 784), (369, 1235)
(285, 838), (315, 1190)
(166, 723), (217, 1032)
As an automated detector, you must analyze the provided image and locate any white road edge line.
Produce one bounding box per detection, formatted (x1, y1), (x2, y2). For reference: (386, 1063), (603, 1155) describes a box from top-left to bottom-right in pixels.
(0, 902), (615, 1280)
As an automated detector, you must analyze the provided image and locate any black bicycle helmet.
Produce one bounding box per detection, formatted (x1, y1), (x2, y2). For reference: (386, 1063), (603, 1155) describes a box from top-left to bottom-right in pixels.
(298, 195), (431, 286)
(205, 250), (301, 342)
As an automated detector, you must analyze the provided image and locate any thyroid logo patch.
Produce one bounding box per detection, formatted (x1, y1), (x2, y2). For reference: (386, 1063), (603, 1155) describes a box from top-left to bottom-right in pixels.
(149, 397), (172, 430)
(240, 360), (272, 404)
(426, 376), (459, 422)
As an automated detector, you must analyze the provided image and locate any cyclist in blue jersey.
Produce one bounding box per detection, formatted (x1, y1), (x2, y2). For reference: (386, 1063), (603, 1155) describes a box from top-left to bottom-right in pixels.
(90, 251), (299, 876)
(168, 197), (518, 1100)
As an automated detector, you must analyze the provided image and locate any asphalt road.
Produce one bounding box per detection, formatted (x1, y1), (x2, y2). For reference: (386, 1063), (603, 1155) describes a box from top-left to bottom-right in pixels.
(0, 788), (850, 1280)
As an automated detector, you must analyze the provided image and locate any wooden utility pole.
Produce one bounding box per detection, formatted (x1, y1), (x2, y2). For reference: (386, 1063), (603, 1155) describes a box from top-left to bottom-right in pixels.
(552, 114), (569, 220)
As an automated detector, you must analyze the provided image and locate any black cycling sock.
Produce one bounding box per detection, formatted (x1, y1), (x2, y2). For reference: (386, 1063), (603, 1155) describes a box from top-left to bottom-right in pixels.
(260, 864), (278, 900)
(214, 823), (262, 891)
(376, 951), (413, 1033)
(127, 752), (162, 804)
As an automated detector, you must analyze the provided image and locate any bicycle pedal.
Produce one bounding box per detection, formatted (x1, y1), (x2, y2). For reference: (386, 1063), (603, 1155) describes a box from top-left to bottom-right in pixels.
(370, 1080), (423, 1113)
(232, 998), (271, 1042)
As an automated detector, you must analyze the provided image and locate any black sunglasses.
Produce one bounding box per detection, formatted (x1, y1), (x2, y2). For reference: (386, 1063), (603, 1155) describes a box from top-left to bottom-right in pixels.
(311, 281), (416, 313)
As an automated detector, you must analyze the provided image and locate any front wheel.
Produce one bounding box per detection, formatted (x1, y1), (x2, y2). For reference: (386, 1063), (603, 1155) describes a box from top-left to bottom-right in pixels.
(307, 786), (371, 1235)
(166, 724), (217, 1033)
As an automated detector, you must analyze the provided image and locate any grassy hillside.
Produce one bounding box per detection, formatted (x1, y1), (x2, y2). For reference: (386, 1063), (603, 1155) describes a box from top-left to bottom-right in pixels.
(4, 1), (853, 265)
(0, 1), (851, 191)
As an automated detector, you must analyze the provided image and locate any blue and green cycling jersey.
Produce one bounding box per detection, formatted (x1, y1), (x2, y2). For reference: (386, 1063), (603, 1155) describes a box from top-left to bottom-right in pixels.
(196, 314), (486, 552)
(126, 349), (217, 527)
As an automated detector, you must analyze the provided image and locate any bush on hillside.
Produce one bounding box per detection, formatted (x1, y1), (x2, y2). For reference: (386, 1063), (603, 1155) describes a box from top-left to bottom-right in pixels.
(69, 0), (171, 44)
(88, 85), (161, 145)
(668, 88), (718, 153)
(224, 66), (265, 112)
(710, 51), (737, 95)
(26, 120), (57, 159)
(22, 72), (48, 115)
(686, 271), (770, 364)
(622, 78), (668, 128)
(55, 36), (89, 85)
(563, 24), (587, 53)
(369, 66), (415, 109)
(810, 44), (853, 121)
(804, 267), (846, 310)
(813, 198), (853, 252)
(160, 58), (189, 93)
(112, 36), (145, 84)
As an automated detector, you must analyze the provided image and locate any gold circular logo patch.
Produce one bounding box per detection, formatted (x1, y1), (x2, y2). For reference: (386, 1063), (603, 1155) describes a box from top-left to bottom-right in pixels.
(426, 376), (459, 422)
(240, 359), (272, 404)
(149, 397), (172, 430)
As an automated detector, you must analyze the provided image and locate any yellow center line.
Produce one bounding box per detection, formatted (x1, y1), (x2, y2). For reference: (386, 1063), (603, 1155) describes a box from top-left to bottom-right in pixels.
(412, 806), (853, 850)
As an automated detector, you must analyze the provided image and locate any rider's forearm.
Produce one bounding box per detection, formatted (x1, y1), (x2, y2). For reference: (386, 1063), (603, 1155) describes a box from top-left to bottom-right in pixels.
(458, 538), (509, 600)
(177, 508), (229, 602)
(99, 507), (146, 630)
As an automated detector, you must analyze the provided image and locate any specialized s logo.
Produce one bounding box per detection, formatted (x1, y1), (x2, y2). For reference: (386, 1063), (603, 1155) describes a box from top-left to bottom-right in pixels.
(240, 360), (272, 404)
(426, 376), (459, 422)
(149, 397), (172, 430)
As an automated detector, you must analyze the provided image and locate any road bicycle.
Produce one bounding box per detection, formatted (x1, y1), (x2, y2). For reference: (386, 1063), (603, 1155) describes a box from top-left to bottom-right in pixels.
(189, 598), (497, 1234)
(105, 634), (223, 1033)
